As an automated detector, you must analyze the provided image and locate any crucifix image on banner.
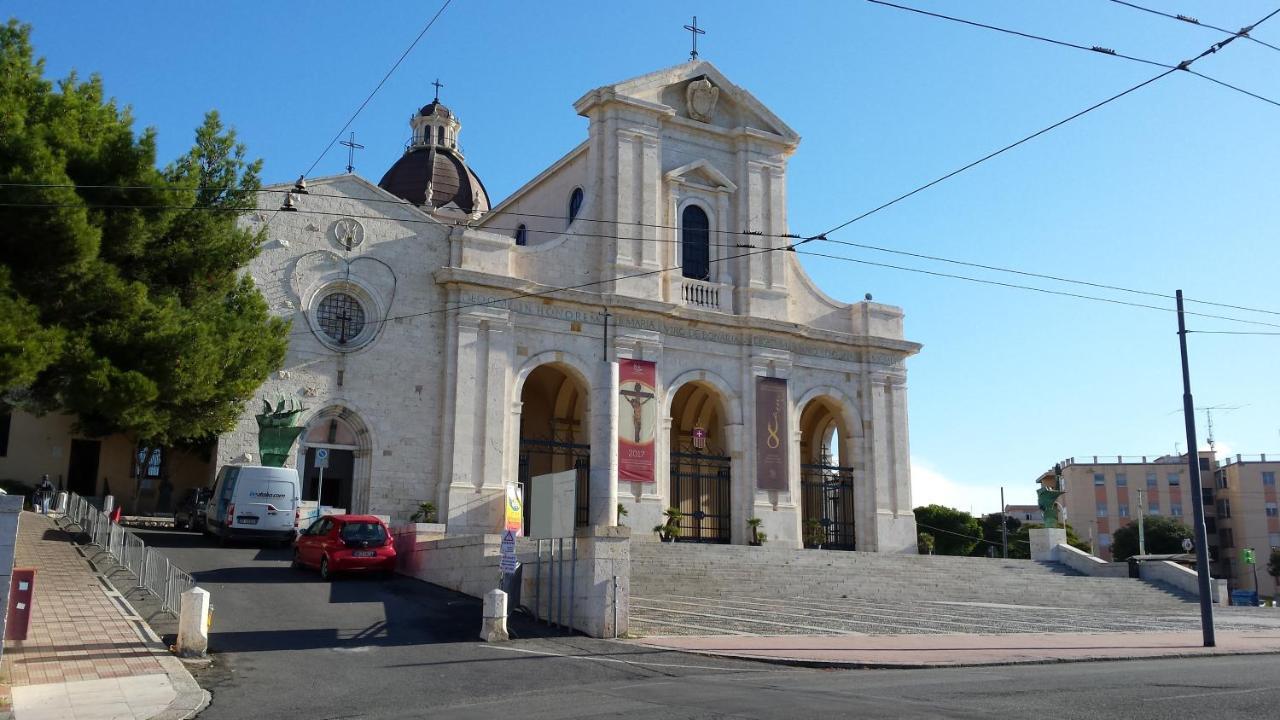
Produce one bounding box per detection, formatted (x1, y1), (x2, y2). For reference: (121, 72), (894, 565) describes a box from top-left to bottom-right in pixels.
(618, 359), (657, 483)
(755, 376), (789, 491)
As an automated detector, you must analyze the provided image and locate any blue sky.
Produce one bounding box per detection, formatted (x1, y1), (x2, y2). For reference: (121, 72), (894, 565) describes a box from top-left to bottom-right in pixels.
(10, 1), (1278, 512)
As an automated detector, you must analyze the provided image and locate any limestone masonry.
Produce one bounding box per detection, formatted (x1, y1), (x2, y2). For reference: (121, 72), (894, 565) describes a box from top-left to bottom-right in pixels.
(216, 60), (922, 551)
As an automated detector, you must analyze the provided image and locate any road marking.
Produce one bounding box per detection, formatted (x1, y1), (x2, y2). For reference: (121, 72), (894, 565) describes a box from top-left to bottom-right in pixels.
(478, 644), (771, 672)
(1147, 687), (1276, 702)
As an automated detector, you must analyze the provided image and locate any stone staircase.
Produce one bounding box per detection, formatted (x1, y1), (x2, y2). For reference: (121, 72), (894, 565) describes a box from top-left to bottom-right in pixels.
(631, 542), (1198, 613)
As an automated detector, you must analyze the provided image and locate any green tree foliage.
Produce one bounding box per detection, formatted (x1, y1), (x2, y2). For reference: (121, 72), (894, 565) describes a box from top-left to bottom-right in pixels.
(0, 21), (286, 453)
(970, 513), (1023, 557)
(1006, 522), (1090, 560)
(913, 504), (982, 556)
(1269, 548), (1280, 583)
(1109, 516), (1193, 562)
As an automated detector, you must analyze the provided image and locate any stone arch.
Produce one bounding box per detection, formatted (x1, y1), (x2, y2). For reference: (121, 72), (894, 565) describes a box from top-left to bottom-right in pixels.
(661, 368), (742, 425)
(795, 386), (863, 550)
(296, 404), (374, 514)
(665, 370), (740, 543)
(512, 351), (594, 528)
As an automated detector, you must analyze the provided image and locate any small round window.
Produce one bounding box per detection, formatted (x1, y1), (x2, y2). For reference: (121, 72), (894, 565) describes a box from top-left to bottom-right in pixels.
(316, 292), (367, 345)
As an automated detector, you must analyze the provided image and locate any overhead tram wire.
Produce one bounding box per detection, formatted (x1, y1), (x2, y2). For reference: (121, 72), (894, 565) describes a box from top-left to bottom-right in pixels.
(300, 0), (454, 179)
(7, 191), (1280, 319)
(865, 0), (1280, 109)
(794, 249), (1280, 330)
(1107, 0), (1280, 54)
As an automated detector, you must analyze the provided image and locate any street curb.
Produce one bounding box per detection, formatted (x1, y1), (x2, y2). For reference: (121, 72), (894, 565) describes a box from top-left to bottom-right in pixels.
(633, 641), (1280, 671)
(52, 517), (211, 719)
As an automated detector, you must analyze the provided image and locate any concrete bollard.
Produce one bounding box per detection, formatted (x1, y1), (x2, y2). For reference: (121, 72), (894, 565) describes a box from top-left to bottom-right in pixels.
(480, 589), (509, 642)
(176, 587), (211, 657)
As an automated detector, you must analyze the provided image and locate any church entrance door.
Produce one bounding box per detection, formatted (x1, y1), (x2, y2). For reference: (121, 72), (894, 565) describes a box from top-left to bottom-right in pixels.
(668, 382), (731, 543)
(518, 363), (590, 530)
(799, 396), (856, 550)
(303, 447), (355, 511)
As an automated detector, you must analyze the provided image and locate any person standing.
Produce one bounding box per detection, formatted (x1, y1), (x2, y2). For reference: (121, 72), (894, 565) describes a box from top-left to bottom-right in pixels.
(35, 474), (55, 514)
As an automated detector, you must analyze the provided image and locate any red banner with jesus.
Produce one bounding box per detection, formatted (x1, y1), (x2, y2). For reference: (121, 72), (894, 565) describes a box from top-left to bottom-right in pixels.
(618, 359), (657, 483)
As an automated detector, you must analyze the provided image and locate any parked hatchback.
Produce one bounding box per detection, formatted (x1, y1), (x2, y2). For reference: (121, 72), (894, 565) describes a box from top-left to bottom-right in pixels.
(292, 514), (397, 580)
(175, 488), (213, 532)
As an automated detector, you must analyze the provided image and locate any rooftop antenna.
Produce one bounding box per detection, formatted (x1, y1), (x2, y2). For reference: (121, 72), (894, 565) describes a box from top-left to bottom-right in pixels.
(1167, 403), (1246, 453)
(683, 16), (706, 60)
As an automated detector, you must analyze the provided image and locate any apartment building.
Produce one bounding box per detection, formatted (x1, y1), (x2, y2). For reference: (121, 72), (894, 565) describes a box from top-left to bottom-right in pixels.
(1039, 452), (1223, 573)
(1213, 455), (1280, 597)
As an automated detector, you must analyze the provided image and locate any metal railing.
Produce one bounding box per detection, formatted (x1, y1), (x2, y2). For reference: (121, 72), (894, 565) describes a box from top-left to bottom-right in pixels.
(62, 493), (196, 615)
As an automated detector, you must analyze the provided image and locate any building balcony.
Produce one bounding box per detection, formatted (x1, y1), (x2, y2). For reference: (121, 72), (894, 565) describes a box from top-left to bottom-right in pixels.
(677, 278), (732, 313)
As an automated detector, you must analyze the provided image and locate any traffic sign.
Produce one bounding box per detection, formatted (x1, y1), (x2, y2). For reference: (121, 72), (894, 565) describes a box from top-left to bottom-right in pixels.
(499, 554), (518, 574)
(500, 530), (516, 554)
(314, 448), (330, 469)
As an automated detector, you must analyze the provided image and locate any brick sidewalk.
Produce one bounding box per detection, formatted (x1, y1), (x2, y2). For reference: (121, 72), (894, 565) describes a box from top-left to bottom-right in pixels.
(2, 513), (169, 688)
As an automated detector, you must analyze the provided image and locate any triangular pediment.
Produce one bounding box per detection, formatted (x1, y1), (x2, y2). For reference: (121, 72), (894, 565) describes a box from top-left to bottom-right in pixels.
(665, 159), (737, 191)
(576, 61), (799, 144)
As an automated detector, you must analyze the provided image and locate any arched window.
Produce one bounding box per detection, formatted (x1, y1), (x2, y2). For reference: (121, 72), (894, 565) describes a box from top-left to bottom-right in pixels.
(316, 292), (367, 345)
(568, 187), (584, 226)
(515, 224), (528, 246)
(436, 126), (445, 145)
(681, 205), (711, 281)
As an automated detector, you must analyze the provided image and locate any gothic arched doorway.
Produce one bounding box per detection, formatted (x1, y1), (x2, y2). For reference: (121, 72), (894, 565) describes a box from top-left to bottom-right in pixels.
(518, 363), (590, 529)
(799, 396), (856, 549)
(299, 408), (370, 513)
(668, 381), (731, 543)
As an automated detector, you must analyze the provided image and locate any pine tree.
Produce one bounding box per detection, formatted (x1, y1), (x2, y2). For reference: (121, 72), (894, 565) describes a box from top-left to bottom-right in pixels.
(0, 20), (287, 465)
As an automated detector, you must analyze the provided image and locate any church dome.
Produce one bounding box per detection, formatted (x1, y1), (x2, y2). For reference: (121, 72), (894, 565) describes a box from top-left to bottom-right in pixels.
(378, 147), (490, 213)
(379, 95), (489, 214)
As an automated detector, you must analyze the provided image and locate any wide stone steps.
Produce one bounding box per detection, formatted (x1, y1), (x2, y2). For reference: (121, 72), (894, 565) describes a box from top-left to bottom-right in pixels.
(630, 542), (1198, 613)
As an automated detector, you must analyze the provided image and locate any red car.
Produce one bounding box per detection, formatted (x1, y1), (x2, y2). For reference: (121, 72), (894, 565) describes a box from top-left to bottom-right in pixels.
(292, 514), (397, 580)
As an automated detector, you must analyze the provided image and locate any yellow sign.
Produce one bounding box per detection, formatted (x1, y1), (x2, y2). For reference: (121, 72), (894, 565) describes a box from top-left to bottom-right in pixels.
(505, 483), (522, 535)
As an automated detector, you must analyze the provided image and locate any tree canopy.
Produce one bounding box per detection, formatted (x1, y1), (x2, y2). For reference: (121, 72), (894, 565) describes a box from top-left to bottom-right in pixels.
(914, 504), (983, 556)
(1109, 516), (1193, 561)
(0, 20), (287, 450)
(970, 513), (1023, 557)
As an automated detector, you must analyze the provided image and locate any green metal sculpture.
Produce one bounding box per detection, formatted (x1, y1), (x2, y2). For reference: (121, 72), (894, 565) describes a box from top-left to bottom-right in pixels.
(255, 396), (307, 467)
(1037, 463), (1068, 529)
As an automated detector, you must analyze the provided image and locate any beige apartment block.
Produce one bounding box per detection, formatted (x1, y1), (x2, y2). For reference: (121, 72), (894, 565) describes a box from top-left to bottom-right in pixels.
(1213, 455), (1280, 597)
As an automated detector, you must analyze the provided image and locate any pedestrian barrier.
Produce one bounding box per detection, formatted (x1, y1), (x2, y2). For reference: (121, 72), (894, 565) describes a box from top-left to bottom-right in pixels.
(61, 493), (196, 616)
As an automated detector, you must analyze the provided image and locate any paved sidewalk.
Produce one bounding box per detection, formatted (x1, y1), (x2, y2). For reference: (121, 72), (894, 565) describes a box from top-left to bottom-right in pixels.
(636, 629), (1280, 668)
(1, 512), (207, 719)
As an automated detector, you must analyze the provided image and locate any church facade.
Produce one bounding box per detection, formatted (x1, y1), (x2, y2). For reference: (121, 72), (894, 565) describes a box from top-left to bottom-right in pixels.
(216, 61), (921, 552)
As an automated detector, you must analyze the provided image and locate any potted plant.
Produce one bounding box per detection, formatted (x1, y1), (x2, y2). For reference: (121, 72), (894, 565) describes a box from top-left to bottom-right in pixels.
(653, 507), (682, 542)
(409, 501), (438, 523)
(804, 518), (825, 550)
(617, 502), (628, 526)
(747, 517), (767, 546)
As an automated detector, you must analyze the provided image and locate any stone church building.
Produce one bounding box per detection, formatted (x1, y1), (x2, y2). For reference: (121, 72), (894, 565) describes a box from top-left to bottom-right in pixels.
(216, 60), (921, 552)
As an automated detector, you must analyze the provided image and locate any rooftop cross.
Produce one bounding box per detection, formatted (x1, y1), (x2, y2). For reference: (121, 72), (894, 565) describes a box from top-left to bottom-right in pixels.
(339, 131), (365, 174)
(431, 78), (444, 101)
(683, 16), (706, 61)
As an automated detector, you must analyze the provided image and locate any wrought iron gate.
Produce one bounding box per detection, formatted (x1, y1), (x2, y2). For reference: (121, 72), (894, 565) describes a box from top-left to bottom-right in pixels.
(518, 438), (590, 528)
(670, 450), (731, 543)
(800, 463), (856, 549)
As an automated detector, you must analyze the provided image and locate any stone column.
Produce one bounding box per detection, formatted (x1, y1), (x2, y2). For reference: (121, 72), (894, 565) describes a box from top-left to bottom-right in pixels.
(589, 360), (619, 527)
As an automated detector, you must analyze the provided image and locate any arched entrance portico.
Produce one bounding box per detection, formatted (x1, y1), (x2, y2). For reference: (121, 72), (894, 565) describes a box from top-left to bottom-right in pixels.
(799, 395), (857, 549)
(668, 381), (731, 543)
(518, 363), (590, 528)
(298, 407), (371, 513)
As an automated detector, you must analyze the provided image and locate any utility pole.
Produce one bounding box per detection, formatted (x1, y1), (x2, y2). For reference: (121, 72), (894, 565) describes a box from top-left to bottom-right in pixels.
(1136, 487), (1147, 556)
(1000, 487), (1008, 559)
(1176, 289), (1215, 647)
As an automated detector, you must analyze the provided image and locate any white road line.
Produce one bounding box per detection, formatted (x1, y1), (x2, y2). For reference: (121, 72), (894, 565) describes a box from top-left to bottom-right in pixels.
(1146, 687), (1276, 702)
(478, 644), (771, 672)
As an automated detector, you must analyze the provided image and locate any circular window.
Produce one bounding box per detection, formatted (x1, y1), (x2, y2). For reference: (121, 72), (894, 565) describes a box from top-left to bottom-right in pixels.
(316, 292), (367, 345)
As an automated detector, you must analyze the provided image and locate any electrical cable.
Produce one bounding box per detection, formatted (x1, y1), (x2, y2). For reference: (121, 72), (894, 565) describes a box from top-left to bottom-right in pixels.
(865, 1), (1280, 108)
(825, 5), (1280, 239)
(1107, 0), (1280, 54)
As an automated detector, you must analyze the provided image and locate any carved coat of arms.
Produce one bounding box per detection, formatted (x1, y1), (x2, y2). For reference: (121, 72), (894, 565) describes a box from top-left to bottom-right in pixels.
(686, 77), (719, 122)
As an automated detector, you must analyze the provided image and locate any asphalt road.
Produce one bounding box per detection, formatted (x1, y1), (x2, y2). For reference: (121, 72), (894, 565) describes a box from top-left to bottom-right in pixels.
(143, 529), (1280, 719)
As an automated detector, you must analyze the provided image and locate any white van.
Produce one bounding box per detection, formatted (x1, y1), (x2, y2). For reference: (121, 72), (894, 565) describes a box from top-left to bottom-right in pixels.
(205, 465), (300, 545)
